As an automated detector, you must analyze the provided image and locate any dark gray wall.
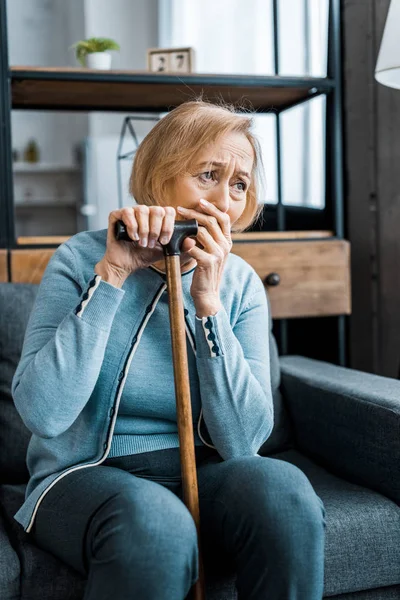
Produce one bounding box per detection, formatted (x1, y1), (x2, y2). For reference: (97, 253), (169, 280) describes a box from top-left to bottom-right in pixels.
(344, 0), (400, 377)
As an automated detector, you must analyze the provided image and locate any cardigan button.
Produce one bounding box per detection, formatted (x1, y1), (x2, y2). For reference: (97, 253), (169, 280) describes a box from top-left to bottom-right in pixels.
(109, 407), (115, 418)
(184, 308), (189, 316)
(118, 371), (124, 381)
(103, 442), (107, 450)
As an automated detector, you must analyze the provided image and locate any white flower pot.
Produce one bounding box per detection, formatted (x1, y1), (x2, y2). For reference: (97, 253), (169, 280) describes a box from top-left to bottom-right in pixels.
(85, 52), (112, 70)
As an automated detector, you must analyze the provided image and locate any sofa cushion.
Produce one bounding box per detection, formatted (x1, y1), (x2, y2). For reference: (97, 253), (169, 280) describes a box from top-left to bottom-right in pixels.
(0, 482), (236, 600)
(0, 483), (86, 600)
(0, 283), (39, 484)
(0, 504), (20, 599)
(332, 586), (400, 599)
(271, 449), (400, 597)
(2, 450), (400, 599)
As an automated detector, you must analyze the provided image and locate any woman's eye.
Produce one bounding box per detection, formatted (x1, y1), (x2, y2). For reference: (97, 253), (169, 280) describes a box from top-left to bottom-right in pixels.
(234, 181), (247, 192)
(199, 171), (214, 182)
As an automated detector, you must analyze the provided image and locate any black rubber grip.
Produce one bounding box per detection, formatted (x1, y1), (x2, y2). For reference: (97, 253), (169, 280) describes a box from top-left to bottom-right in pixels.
(114, 218), (198, 256)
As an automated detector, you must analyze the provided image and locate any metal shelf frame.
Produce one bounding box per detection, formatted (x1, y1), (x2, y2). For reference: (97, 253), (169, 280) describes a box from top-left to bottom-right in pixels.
(0, 0), (345, 364)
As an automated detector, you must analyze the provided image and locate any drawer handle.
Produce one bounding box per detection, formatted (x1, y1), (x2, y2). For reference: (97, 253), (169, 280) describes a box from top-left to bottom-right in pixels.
(264, 272), (280, 287)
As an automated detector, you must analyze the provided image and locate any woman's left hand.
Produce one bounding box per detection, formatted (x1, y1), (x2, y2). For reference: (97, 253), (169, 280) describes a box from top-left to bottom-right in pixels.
(176, 198), (232, 315)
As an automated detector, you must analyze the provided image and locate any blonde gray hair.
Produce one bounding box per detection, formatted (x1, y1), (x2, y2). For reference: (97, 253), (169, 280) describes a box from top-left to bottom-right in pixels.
(129, 99), (265, 233)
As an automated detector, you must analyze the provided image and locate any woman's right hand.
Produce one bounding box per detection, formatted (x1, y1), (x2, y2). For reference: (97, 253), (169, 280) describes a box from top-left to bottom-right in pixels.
(95, 205), (177, 285)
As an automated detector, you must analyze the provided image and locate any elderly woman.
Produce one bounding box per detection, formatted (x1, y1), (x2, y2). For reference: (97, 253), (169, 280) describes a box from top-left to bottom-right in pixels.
(12, 100), (325, 599)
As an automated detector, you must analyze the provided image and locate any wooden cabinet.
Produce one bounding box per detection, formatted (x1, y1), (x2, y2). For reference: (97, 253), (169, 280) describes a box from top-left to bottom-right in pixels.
(10, 248), (55, 285)
(231, 238), (351, 319)
(7, 232), (351, 321)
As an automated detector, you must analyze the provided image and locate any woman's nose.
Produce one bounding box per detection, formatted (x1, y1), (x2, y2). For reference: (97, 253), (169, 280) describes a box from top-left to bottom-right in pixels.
(205, 185), (230, 213)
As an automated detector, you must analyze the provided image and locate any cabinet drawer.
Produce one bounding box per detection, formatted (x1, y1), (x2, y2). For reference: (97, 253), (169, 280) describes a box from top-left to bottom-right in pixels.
(231, 239), (351, 319)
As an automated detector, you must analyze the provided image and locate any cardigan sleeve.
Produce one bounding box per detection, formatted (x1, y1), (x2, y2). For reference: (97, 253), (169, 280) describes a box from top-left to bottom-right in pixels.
(12, 241), (126, 439)
(194, 271), (274, 460)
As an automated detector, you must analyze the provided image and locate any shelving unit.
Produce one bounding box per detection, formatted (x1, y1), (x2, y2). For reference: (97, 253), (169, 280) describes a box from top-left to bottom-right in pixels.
(0, 0), (347, 366)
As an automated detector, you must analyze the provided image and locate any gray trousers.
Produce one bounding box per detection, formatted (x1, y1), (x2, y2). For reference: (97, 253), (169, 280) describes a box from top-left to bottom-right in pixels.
(30, 446), (326, 599)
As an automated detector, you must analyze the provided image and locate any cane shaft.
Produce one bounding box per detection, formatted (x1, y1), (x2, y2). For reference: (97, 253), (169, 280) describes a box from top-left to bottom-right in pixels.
(165, 255), (206, 600)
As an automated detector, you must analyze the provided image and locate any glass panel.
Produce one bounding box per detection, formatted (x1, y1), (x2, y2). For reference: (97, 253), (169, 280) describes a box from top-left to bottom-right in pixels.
(252, 115), (278, 205)
(280, 95), (326, 208)
(277, 0), (329, 77)
(164, 0), (275, 75)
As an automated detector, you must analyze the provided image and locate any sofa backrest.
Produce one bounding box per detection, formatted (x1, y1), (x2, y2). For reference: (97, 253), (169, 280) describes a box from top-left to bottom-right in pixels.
(0, 283), (39, 483)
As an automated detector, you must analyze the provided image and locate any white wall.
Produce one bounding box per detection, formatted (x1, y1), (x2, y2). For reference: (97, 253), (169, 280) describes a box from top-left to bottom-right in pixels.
(7, 0), (88, 165)
(84, 0), (157, 70)
(164, 0), (275, 76)
(6, 0), (160, 233)
(7, 0), (66, 67)
(84, 0), (158, 137)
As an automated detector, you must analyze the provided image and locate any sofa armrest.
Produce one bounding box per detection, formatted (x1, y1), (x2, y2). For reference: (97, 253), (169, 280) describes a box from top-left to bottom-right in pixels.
(279, 355), (400, 505)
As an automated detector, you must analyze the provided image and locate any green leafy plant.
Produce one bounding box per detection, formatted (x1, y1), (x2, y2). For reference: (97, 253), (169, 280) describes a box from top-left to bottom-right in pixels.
(70, 37), (120, 66)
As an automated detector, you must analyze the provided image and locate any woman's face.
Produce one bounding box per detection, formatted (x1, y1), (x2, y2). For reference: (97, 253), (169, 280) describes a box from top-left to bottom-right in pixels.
(153, 130), (254, 273)
(168, 130), (254, 226)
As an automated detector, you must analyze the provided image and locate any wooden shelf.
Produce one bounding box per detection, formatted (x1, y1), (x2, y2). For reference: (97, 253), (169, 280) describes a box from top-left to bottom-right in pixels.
(10, 67), (334, 112)
(15, 198), (77, 207)
(13, 162), (80, 173)
(17, 236), (70, 245)
(231, 230), (333, 241)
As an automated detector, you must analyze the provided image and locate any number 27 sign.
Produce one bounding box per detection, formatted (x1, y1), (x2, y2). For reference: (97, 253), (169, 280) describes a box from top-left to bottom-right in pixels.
(147, 47), (195, 74)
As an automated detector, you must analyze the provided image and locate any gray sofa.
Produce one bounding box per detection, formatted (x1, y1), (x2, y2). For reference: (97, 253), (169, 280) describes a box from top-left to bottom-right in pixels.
(1, 281), (400, 600)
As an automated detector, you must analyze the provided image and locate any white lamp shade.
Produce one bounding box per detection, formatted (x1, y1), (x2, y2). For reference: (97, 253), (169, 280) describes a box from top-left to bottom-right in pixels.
(375, 0), (400, 89)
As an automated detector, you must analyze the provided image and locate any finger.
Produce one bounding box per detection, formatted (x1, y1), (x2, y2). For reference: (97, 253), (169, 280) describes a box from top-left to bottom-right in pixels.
(198, 199), (231, 237)
(190, 227), (224, 258)
(134, 205), (150, 246)
(177, 203), (231, 242)
(109, 208), (139, 242)
(181, 237), (197, 252)
(160, 206), (177, 245)
(148, 206), (165, 248)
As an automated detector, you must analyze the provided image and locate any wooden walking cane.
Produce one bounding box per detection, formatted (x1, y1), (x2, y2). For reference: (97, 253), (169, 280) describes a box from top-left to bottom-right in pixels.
(115, 219), (206, 600)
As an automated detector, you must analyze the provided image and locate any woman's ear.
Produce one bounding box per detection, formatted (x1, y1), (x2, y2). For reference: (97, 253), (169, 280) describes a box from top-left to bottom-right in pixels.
(159, 179), (174, 208)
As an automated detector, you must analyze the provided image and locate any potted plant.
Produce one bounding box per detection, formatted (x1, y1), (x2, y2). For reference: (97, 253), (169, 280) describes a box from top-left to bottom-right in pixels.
(71, 37), (120, 70)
